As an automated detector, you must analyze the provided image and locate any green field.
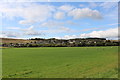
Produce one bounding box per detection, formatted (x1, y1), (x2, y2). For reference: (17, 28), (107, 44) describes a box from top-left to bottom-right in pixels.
(2, 47), (118, 78)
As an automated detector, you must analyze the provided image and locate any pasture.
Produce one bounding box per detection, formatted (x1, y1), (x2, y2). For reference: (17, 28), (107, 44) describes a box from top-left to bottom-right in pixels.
(2, 47), (118, 78)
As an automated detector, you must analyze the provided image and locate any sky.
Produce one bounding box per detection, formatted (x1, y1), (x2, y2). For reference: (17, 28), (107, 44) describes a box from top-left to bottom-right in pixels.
(0, 2), (119, 39)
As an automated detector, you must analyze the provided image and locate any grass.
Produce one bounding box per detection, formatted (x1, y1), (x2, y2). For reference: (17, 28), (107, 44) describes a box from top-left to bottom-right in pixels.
(2, 47), (118, 78)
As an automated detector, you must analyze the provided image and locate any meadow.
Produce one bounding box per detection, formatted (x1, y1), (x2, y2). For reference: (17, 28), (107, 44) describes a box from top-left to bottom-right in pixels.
(2, 47), (118, 78)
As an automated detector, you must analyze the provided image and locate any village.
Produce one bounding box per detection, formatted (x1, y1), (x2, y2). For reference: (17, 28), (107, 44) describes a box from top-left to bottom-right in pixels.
(1, 38), (119, 47)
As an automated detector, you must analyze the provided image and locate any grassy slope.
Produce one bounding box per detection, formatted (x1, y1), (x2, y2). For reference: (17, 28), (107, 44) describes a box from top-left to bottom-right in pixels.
(2, 47), (118, 78)
(1, 38), (34, 43)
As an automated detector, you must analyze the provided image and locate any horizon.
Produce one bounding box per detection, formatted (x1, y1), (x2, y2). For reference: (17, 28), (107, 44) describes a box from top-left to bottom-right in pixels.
(0, 2), (119, 40)
(1, 37), (118, 40)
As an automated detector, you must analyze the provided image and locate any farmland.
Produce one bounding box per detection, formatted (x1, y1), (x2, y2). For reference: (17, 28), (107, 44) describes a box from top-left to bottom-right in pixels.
(2, 47), (118, 78)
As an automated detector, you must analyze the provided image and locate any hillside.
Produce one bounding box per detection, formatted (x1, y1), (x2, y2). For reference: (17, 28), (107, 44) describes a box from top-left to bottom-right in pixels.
(0, 38), (33, 43)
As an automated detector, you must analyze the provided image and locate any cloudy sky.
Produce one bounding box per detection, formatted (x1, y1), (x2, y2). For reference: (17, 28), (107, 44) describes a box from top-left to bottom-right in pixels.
(0, 2), (119, 39)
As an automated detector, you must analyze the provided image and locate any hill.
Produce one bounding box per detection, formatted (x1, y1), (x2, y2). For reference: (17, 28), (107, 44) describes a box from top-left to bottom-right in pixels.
(0, 38), (33, 43)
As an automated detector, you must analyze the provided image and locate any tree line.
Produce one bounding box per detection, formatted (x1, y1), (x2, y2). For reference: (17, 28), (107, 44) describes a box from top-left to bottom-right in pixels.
(2, 38), (119, 47)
